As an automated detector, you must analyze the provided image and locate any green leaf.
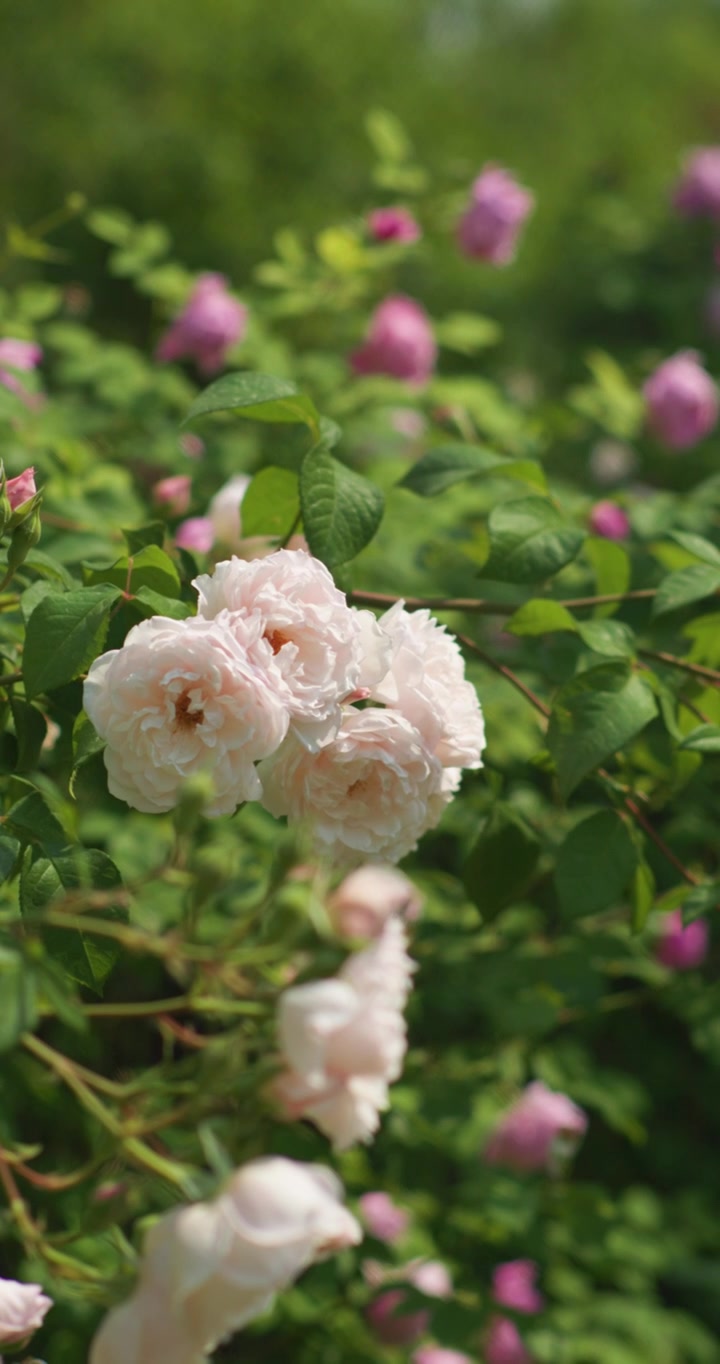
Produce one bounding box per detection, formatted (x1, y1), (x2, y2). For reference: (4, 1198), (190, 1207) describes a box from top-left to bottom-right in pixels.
(678, 724), (720, 753)
(300, 449), (384, 567)
(652, 564), (720, 618)
(506, 599), (578, 637)
(0, 834), (20, 883)
(85, 207), (134, 245)
(365, 108), (412, 163)
(123, 521), (166, 553)
(84, 545), (181, 598)
(630, 861), (656, 933)
(21, 849), (125, 994)
(577, 619), (635, 658)
(482, 497), (585, 584)
(548, 663), (658, 798)
(584, 537), (631, 618)
(183, 372), (320, 434)
(555, 810), (638, 918)
(11, 698), (49, 772)
(5, 782), (70, 854)
(463, 805), (541, 919)
(23, 584), (121, 699)
(399, 444), (545, 497)
(435, 313), (501, 354)
(0, 948), (37, 1052)
(682, 882), (720, 924)
(133, 587), (193, 620)
(241, 466), (301, 540)
(669, 530), (720, 567)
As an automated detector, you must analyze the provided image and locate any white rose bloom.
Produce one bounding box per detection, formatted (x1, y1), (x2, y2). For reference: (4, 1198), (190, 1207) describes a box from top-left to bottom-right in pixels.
(275, 918), (415, 1149)
(194, 549), (391, 749)
(207, 474), (251, 548)
(0, 1277), (52, 1345)
(328, 863), (423, 939)
(372, 602), (486, 770)
(259, 707), (452, 864)
(83, 614), (288, 816)
(90, 1157), (361, 1364)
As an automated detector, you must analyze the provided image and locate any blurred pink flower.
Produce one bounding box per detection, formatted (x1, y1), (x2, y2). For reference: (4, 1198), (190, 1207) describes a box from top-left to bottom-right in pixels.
(656, 909), (709, 971)
(180, 433), (205, 459)
(155, 273), (247, 375)
(673, 147), (720, 218)
(328, 863), (423, 940)
(153, 474), (192, 516)
(588, 500), (630, 540)
(0, 338), (43, 404)
(175, 516), (215, 553)
(359, 1191), (410, 1243)
(643, 351), (718, 450)
(457, 165), (534, 266)
(368, 207), (421, 244)
(351, 295), (436, 386)
(484, 1081), (588, 1173)
(413, 1350), (472, 1364)
(5, 468), (36, 510)
(366, 1261), (452, 1347)
(486, 1315), (533, 1364)
(492, 1261), (544, 1315)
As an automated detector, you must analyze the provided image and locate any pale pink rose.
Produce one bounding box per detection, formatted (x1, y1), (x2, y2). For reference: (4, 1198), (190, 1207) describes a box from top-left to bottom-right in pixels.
(83, 615), (289, 816)
(0, 339), (43, 407)
(588, 501), (630, 541)
(372, 602), (486, 770)
(351, 295), (437, 386)
(656, 909), (709, 971)
(274, 917), (415, 1148)
(153, 474), (192, 515)
(486, 1316), (533, 1364)
(260, 708), (456, 864)
(328, 863), (423, 939)
(175, 516), (215, 553)
(368, 207), (422, 244)
(207, 474), (251, 548)
(492, 1261), (544, 1314)
(673, 147), (720, 218)
(414, 1349), (472, 1364)
(359, 1191), (410, 1243)
(643, 351), (719, 450)
(5, 467), (36, 510)
(366, 1261), (452, 1347)
(484, 1082), (588, 1174)
(457, 166), (534, 266)
(155, 273), (247, 375)
(0, 1277), (52, 1344)
(195, 550), (391, 749)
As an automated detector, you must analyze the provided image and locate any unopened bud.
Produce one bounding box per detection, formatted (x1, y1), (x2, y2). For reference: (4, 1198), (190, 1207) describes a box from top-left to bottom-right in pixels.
(173, 770), (216, 834)
(5, 507), (41, 577)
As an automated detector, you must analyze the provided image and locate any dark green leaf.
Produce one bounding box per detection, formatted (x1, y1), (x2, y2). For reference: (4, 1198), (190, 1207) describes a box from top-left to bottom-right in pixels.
(682, 882), (720, 924)
(463, 805), (541, 919)
(241, 466), (301, 539)
(23, 584), (121, 699)
(482, 497), (584, 584)
(183, 372), (320, 433)
(123, 521), (166, 553)
(652, 564), (720, 618)
(5, 783), (69, 854)
(83, 545), (180, 598)
(399, 444), (545, 498)
(0, 834), (20, 883)
(11, 698), (48, 772)
(548, 663), (658, 798)
(555, 810), (638, 918)
(21, 849), (125, 994)
(300, 450), (384, 566)
(678, 725), (720, 753)
(0, 948), (37, 1051)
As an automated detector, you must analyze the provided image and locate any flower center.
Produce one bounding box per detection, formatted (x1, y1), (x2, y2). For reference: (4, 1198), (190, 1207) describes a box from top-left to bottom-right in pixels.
(266, 628), (290, 655)
(347, 776), (372, 798)
(174, 689), (205, 731)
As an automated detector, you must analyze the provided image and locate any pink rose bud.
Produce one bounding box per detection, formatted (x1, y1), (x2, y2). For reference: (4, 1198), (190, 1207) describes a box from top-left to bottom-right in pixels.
(153, 474), (192, 516)
(656, 909), (709, 971)
(0, 1278), (52, 1345)
(673, 147), (720, 218)
(5, 468), (36, 510)
(329, 864), (423, 940)
(486, 1315), (534, 1364)
(414, 1350), (473, 1364)
(391, 407), (427, 439)
(180, 433), (205, 459)
(643, 351), (719, 450)
(350, 294), (437, 386)
(492, 1261), (544, 1315)
(457, 165), (534, 266)
(368, 207), (422, 244)
(0, 339), (43, 404)
(588, 500), (630, 541)
(359, 1191), (410, 1243)
(484, 1081), (588, 1173)
(174, 516), (215, 553)
(155, 273), (248, 376)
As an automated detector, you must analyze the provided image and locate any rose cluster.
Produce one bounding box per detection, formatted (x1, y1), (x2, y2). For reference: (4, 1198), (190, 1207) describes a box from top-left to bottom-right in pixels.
(84, 547), (485, 863)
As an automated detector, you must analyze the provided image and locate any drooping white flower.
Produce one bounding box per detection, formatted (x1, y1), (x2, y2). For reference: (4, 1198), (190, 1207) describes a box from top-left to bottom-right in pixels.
(83, 614), (289, 816)
(194, 549), (391, 748)
(328, 863), (423, 939)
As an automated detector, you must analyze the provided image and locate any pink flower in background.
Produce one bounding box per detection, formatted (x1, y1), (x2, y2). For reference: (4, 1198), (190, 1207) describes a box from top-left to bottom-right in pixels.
(643, 351), (718, 450)
(366, 1261), (452, 1347)
(457, 165), (534, 266)
(155, 273), (247, 375)
(486, 1316), (533, 1364)
(5, 467), (36, 509)
(328, 863), (423, 939)
(673, 147), (720, 218)
(180, 433), (205, 459)
(153, 474), (192, 516)
(588, 500), (630, 540)
(0, 1277), (52, 1345)
(368, 207), (422, 244)
(492, 1261), (544, 1315)
(175, 516), (215, 554)
(484, 1081), (588, 1173)
(414, 1349), (472, 1364)
(0, 338), (43, 404)
(359, 1191), (410, 1243)
(656, 909), (709, 971)
(351, 295), (437, 386)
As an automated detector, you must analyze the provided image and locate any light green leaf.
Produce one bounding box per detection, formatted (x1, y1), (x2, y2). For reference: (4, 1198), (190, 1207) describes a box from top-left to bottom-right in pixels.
(300, 450), (384, 567)
(83, 545), (181, 598)
(482, 497), (585, 584)
(365, 108), (413, 163)
(435, 313), (502, 354)
(669, 530), (720, 567)
(133, 587), (193, 620)
(678, 725), (720, 753)
(555, 810), (638, 918)
(652, 564), (720, 618)
(241, 466), (300, 540)
(682, 882), (720, 924)
(22, 584), (121, 699)
(548, 663), (658, 798)
(506, 599), (578, 637)
(584, 537), (631, 618)
(183, 372), (320, 434)
(399, 444), (545, 497)
(577, 619), (635, 657)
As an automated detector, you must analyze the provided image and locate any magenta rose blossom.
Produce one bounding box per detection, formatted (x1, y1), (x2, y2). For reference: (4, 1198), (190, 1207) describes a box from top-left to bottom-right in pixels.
(656, 909), (709, 971)
(359, 1191), (410, 1243)
(155, 273), (247, 375)
(457, 165), (534, 266)
(673, 147), (720, 218)
(486, 1316), (534, 1364)
(350, 295), (437, 386)
(5, 468), (36, 510)
(493, 1261), (544, 1315)
(484, 1081), (588, 1173)
(643, 351), (719, 450)
(588, 500), (630, 540)
(0, 338), (43, 404)
(368, 207), (421, 244)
